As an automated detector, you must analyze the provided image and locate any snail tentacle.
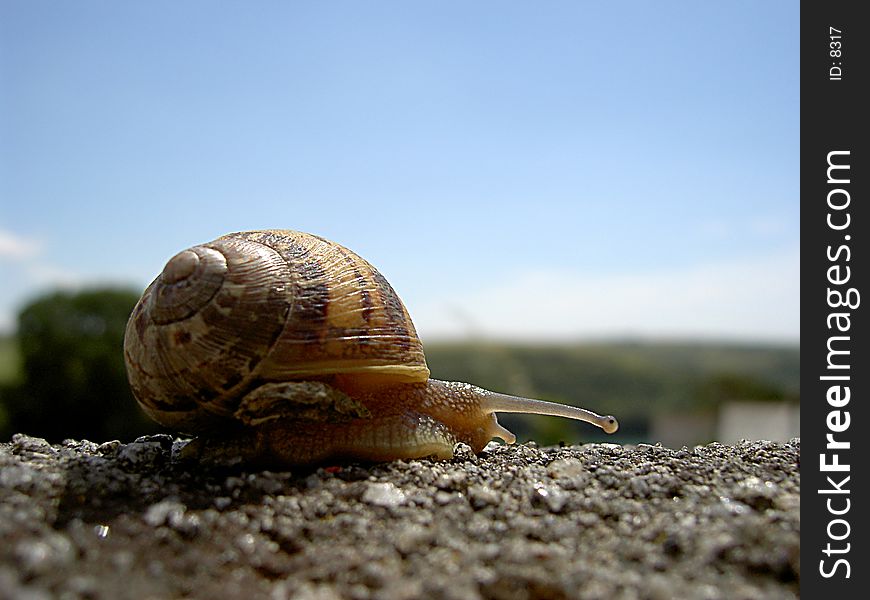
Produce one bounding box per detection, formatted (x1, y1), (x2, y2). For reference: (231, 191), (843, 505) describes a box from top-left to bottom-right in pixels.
(479, 391), (619, 434)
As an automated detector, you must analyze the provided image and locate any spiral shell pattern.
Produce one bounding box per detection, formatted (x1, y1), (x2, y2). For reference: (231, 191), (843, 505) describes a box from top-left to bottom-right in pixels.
(123, 230), (429, 432)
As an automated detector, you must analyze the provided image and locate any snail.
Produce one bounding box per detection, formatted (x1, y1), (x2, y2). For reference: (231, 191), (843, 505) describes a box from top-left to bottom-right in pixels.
(123, 230), (618, 466)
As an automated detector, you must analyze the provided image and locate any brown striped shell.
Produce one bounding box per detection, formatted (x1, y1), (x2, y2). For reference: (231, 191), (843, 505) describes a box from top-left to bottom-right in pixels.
(123, 230), (429, 433)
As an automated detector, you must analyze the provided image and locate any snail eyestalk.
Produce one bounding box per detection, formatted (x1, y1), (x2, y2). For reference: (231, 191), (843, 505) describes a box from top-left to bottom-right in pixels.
(480, 392), (619, 434)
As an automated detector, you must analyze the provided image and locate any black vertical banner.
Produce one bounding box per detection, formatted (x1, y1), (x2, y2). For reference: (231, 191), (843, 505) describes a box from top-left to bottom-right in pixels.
(802, 1), (868, 597)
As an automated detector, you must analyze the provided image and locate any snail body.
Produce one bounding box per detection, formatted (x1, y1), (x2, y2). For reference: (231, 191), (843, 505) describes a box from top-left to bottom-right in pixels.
(123, 230), (617, 466)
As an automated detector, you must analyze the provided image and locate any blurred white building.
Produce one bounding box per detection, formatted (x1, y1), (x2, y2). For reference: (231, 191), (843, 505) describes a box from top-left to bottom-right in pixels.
(651, 401), (800, 448)
(716, 401), (800, 444)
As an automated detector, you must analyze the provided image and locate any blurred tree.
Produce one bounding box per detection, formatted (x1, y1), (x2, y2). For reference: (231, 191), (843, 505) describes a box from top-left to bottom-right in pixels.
(3, 288), (162, 442)
(694, 373), (794, 408)
(0, 335), (22, 434)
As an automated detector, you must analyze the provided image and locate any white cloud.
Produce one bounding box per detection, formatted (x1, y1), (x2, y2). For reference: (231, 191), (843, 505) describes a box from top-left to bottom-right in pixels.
(0, 229), (88, 334)
(411, 247), (799, 343)
(0, 229), (83, 288)
(0, 229), (43, 260)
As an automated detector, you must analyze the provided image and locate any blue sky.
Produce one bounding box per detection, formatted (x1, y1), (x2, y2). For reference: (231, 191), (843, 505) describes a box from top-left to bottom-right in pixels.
(1, 1), (799, 342)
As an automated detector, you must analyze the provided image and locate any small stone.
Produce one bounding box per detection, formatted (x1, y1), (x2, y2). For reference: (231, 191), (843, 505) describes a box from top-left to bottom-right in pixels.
(225, 476), (246, 491)
(362, 482), (406, 508)
(578, 512), (599, 527)
(547, 458), (585, 479)
(278, 582), (343, 600)
(15, 535), (74, 575)
(597, 443), (623, 451)
(144, 499), (186, 527)
(530, 484), (569, 513)
(0, 463), (37, 488)
(452, 443), (478, 462)
(774, 492), (800, 511)
(11, 434), (55, 456)
(236, 533), (258, 554)
(482, 441), (503, 454)
(67, 575), (99, 596)
(133, 434), (175, 448)
(467, 485), (500, 509)
(734, 476), (779, 511)
(117, 441), (164, 467)
(434, 491), (454, 506)
(435, 471), (467, 490)
(97, 440), (121, 455)
(254, 475), (286, 495)
(171, 438), (192, 461)
(394, 524), (432, 555)
(629, 477), (651, 498)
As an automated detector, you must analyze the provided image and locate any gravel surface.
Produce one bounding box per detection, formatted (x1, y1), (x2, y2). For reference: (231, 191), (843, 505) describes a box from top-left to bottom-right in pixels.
(0, 434), (800, 600)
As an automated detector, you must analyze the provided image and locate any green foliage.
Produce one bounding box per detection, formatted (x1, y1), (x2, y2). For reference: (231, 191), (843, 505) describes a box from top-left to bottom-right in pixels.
(1, 288), (162, 442)
(0, 336), (22, 433)
(0, 335), (22, 386)
(694, 372), (793, 406)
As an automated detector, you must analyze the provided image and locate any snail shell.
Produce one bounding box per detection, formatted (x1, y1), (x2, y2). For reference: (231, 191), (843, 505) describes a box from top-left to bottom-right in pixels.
(124, 230), (617, 465)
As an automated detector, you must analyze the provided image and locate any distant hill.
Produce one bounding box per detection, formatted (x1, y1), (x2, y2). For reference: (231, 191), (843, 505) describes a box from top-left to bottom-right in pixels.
(424, 340), (799, 445)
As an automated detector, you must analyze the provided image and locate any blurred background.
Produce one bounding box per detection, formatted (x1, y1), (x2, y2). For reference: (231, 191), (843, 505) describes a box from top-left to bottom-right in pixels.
(0, 1), (798, 446)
